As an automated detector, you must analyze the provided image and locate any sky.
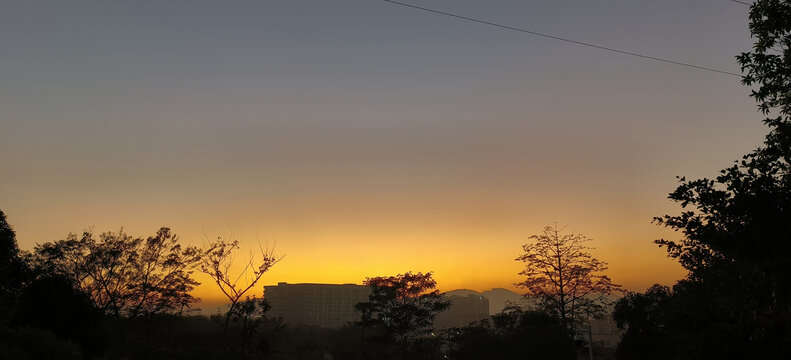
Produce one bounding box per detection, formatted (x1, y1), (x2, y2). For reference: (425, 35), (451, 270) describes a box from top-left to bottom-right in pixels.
(0, 0), (767, 306)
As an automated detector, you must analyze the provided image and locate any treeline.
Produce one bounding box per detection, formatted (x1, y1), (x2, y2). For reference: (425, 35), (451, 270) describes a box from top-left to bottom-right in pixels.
(0, 216), (289, 359)
(0, 214), (587, 360)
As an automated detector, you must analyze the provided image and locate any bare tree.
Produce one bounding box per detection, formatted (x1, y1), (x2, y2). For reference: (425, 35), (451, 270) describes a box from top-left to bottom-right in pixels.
(200, 234), (280, 333)
(516, 224), (621, 333)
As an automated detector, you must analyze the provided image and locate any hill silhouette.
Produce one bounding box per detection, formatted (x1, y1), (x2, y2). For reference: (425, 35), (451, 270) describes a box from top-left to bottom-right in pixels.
(444, 288), (529, 315)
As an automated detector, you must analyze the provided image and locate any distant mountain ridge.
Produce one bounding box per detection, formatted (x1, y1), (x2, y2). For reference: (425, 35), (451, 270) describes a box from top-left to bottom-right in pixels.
(444, 288), (529, 315)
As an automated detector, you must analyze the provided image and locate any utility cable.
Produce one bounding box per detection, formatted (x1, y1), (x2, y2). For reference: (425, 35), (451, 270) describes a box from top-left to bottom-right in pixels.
(383, 0), (742, 77)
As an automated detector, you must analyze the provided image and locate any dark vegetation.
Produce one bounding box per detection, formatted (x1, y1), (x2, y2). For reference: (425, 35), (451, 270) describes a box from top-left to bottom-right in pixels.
(356, 272), (450, 350)
(446, 306), (576, 360)
(32, 227), (202, 320)
(614, 1), (791, 359)
(0, 212), (581, 359)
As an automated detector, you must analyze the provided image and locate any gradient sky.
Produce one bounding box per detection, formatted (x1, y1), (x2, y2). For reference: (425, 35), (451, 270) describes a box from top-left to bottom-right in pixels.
(0, 0), (766, 305)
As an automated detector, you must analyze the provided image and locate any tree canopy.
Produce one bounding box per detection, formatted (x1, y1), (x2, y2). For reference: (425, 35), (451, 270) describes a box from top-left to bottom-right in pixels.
(448, 306), (575, 360)
(0, 210), (29, 320)
(625, 1), (791, 357)
(656, 0), (791, 276)
(32, 227), (203, 318)
(355, 272), (450, 348)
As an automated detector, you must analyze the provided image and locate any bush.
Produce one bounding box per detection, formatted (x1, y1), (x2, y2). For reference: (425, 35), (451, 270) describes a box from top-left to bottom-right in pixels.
(0, 326), (82, 360)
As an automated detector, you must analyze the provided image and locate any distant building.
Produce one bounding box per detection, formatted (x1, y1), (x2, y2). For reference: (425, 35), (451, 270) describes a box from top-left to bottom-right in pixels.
(263, 282), (370, 328)
(434, 294), (490, 329)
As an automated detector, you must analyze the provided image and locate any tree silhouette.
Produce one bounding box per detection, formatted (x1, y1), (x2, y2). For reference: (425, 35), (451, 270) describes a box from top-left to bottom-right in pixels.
(448, 306), (575, 360)
(738, 0), (791, 157)
(0, 326), (82, 360)
(226, 296), (275, 359)
(0, 210), (29, 322)
(655, 0), (791, 275)
(612, 285), (673, 360)
(32, 227), (202, 319)
(355, 272), (450, 354)
(646, 1), (791, 356)
(516, 224), (621, 333)
(199, 235), (279, 336)
(13, 275), (104, 359)
(128, 228), (204, 317)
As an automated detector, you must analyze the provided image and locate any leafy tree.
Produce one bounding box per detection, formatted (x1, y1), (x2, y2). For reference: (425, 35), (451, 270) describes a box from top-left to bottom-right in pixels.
(494, 307), (576, 359)
(32, 227), (203, 319)
(612, 285), (673, 360)
(448, 306), (575, 360)
(614, 278), (774, 359)
(516, 224), (621, 333)
(738, 0), (791, 159)
(329, 324), (369, 360)
(0, 210), (29, 322)
(355, 272), (451, 354)
(226, 296), (274, 358)
(13, 275), (104, 359)
(651, 0), (791, 356)
(655, 0), (791, 284)
(0, 326), (82, 360)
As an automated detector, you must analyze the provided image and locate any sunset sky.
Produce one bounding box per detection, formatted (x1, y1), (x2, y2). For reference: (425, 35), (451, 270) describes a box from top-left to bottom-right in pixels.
(0, 0), (766, 306)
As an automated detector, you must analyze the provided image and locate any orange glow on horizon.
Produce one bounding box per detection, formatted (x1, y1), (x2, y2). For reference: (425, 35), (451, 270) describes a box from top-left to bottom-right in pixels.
(186, 224), (688, 306)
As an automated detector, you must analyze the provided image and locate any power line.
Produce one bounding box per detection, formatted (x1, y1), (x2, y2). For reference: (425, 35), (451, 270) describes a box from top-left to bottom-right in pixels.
(383, 0), (741, 77)
(730, 0), (752, 6)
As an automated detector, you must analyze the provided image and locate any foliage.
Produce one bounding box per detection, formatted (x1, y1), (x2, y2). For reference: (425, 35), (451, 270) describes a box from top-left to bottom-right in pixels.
(355, 272), (451, 350)
(13, 275), (105, 359)
(613, 279), (782, 360)
(272, 325), (335, 360)
(650, 0), (791, 356)
(655, 0), (791, 283)
(327, 324), (367, 360)
(738, 0), (791, 147)
(0, 210), (30, 321)
(613, 285), (673, 360)
(32, 227), (203, 318)
(516, 224), (621, 332)
(0, 326), (82, 360)
(447, 306), (575, 360)
(229, 296), (271, 336)
(100, 315), (227, 360)
(227, 296), (277, 358)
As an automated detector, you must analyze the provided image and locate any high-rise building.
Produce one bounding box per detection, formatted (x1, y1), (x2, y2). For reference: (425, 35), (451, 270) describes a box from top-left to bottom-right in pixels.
(263, 282), (371, 328)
